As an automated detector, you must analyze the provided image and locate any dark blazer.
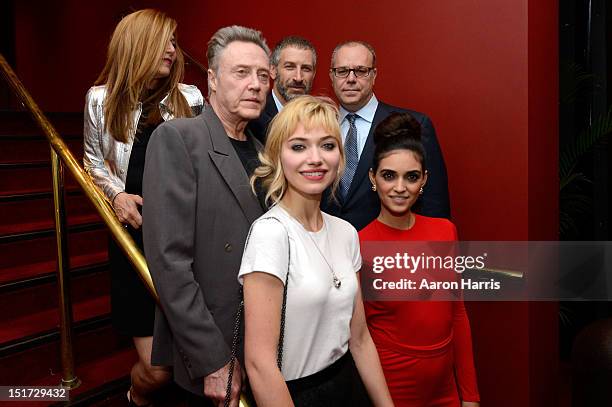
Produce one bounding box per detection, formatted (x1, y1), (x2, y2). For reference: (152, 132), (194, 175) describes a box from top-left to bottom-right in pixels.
(322, 101), (450, 231)
(142, 106), (264, 395)
(247, 93), (278, 143)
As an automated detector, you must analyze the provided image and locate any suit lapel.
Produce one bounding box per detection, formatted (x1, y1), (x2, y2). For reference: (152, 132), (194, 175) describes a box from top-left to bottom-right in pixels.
(204, 108), (262, 224)
(344, 103), (390, 202)
(264, 93), (278, 120)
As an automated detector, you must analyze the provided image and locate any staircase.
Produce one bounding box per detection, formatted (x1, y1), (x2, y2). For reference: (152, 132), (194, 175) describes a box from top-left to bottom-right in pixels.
(0, 111), (137, 405)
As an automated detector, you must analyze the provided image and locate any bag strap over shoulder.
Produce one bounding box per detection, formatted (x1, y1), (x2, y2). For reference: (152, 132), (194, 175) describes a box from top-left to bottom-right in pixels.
(225, 216), (290, 407)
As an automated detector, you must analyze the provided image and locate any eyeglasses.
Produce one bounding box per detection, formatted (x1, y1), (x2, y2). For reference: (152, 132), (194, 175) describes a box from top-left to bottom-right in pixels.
(331, 66), (375, 78)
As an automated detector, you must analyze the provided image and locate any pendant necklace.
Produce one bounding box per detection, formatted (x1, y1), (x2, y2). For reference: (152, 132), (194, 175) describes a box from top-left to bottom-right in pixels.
(281, 205), (341, 289)
(307, 221), (342, 289)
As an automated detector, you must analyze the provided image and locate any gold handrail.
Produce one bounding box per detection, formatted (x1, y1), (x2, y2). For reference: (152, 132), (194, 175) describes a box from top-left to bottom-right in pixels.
(0, 53), (157, 302)
(0, 51), (159, 390)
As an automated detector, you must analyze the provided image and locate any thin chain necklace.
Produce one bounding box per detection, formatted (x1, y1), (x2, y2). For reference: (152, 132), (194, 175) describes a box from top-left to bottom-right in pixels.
(279, 204), (342, 289)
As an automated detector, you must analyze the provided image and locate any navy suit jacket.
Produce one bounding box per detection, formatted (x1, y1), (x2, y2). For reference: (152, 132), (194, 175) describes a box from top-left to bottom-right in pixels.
(247, 93), (278, 143)
(321, 101), (450, 231)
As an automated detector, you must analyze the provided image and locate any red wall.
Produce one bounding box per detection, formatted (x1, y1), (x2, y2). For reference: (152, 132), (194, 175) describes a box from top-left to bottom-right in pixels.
(12, 0), (558, 405)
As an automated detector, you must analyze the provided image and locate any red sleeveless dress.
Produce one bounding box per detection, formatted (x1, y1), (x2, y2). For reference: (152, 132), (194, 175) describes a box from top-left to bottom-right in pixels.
(359, 215), (480, 406)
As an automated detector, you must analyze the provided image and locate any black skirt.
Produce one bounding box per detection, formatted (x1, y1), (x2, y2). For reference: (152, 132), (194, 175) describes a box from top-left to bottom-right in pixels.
(109, 116), (157, 337)
(286, 351), (371, 407)
(185, 352), (372, 406)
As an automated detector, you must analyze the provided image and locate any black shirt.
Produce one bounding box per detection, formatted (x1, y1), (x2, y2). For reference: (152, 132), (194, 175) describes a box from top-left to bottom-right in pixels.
(229, 137), (260, 178)
(229, 137), (267, 210)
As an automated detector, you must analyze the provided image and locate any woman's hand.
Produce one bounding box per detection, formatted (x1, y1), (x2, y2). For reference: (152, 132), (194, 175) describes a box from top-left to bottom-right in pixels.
(462, 402), (480, 407)
(112, 192), (143, 228)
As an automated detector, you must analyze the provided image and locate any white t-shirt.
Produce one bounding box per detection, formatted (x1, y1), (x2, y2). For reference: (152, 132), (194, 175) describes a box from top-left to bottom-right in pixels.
(238, 205), (362, 380)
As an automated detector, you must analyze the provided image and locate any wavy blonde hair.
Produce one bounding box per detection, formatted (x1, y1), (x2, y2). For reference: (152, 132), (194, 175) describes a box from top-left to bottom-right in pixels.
(251, 95), (345, 205)
(95, 9), (192, 143)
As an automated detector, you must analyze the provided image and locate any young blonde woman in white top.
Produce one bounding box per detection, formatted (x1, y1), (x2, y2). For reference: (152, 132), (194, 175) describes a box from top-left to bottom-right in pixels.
(238, 95), (393, 407)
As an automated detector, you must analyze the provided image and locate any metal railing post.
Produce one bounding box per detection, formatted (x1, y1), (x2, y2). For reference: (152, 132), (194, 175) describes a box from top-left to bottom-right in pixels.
(50, 149), (80, 389)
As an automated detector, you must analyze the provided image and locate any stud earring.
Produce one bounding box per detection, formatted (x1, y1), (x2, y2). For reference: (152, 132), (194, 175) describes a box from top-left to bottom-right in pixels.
(371, 184), (377, 192)
(419, 187), (424, 195)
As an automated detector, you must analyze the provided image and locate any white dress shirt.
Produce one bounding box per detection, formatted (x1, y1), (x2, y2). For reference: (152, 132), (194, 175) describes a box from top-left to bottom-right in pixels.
(272, 89), (285, 112)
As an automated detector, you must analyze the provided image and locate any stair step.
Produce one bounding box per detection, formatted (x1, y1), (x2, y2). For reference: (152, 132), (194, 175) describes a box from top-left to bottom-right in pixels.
(61, 378), (196, 407)
(58, 350), (136, 404)
(55, 376), (131, 407)
(0, 268), (110, 345)
(0, 137), (83, 164)
(0, 266), (109, 318)
(0, 188), (82, 202)
(0, 191), (100, 236)
(0, 111), (82, 137)
(0, 296), (111, 351)
(0, 262), (108, 293)
(0, 225), (108, 285)
(0, 253), (109, 288)
(0, 133), (82, 140)
(0, 317), (135, 388)
(0, 164), (82, 197)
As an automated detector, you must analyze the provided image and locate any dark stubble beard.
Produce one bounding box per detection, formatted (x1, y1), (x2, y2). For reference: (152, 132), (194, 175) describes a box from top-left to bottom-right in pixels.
(275, 76), (311, 103)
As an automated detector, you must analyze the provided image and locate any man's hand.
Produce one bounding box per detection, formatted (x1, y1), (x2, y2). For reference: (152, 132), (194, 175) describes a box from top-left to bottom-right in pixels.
(112, 192), (143, 229)
(204, 359), (242, 407)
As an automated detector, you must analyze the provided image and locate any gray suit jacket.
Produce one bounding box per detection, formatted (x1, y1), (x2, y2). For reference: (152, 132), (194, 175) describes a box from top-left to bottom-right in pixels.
(142, 106), (264, 395)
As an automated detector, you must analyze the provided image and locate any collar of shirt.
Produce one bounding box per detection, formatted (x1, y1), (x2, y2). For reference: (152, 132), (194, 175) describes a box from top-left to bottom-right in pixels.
(339, 94), (379, 159)
(272, 89), (285, 112)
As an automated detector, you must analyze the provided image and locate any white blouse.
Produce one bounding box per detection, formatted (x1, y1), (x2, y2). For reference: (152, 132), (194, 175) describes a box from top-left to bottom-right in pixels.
(238, 205), (362, 380)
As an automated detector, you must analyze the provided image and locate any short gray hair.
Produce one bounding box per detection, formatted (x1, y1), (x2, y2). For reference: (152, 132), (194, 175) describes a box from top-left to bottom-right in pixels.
(270, 36), (317, 68)
(207, 25), (270, 73)
(330, 40), (376, 67)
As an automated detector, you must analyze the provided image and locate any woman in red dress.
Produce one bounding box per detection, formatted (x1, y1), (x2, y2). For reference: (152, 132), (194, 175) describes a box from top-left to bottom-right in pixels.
(360, 112), (480, 406)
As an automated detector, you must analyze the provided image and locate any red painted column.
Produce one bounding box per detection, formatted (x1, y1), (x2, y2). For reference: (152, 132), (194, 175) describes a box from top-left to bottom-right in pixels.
(527, 0), (559, 405)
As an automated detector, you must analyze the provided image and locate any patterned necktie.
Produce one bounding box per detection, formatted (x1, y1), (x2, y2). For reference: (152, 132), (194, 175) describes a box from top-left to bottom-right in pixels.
(340, 113), (358, 198)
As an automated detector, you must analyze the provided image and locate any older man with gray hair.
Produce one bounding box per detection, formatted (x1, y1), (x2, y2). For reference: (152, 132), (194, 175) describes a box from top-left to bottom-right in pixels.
(142, 25), (270, 406)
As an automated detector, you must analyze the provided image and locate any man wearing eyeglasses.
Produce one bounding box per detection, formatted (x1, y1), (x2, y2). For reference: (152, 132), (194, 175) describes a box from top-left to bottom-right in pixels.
(323, 40), (450, 231)
(249, 36), (317, 142)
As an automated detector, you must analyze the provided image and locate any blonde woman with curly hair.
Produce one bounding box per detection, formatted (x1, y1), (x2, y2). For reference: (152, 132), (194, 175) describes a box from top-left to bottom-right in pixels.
(238, 95), (393, 406)
(82, 9), (203, 406)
